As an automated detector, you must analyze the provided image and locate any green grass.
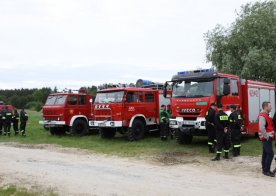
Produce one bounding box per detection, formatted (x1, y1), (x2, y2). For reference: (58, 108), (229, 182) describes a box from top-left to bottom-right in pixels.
(0, 110), (263, 157)
(0, 185), (56, 196)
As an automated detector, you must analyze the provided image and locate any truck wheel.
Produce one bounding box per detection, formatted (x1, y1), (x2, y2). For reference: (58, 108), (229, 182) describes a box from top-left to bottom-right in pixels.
(50, 127), (56, 135)
(175, 129), (193, 144)
(56, 128), (66, 135)
(100, 128), (116, 139)
(71, 119), (88, 136)
(127, 119), (145, 141)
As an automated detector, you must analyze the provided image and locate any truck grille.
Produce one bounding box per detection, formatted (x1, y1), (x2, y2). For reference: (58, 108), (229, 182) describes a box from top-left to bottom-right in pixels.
(95, 109), (112, 121)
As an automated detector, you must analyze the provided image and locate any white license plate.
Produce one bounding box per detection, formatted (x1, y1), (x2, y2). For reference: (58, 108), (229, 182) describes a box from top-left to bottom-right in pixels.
(183, 121), (195, 125)
(98, 123), (106, 127)
(89, 122), (94, 126)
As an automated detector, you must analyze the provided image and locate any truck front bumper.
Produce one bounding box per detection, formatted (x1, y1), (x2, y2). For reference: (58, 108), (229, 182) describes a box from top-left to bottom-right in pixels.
(169, 117), (207, 135)
(39, 120), (66, 127)
(89, 120), (123, 128)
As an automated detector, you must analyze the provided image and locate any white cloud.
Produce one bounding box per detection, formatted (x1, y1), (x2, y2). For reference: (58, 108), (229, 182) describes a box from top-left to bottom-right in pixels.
(0, 0), (259, 89)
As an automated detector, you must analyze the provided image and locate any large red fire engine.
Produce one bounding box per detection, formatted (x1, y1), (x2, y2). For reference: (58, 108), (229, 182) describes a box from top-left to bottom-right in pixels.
(163, 68), (275, 144)
(39, 90), (95, 136)
(89, 81), (170, 141)
(0, 101), (13, 111)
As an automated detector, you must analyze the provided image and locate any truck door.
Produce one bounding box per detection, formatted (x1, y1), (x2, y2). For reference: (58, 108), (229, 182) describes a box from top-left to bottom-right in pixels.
(144, 91), (157, 124)
(216, 78), (242, 112)
(78, 95), (89, 116)
(124, 91), (143, 121)
(66, 95), (78, 123)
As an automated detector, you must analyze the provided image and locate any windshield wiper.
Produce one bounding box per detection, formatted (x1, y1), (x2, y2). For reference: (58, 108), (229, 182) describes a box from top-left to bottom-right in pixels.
(188, 95), (206, 98)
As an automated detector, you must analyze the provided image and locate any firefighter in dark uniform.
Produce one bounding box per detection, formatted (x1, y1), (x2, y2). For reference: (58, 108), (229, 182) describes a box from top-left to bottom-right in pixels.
(229, 105), (243, 157)
(206, 102), (217, 153)
(12, 109), (20, 135)
(20, 108), (28, 137)
(212, 103), (230, 161)
(160, 105), (170, 141)
(3, 106), (12, 136)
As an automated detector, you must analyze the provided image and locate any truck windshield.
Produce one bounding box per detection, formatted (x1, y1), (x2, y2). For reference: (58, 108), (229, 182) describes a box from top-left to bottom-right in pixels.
(95, 91), (124, 104)
(172, 80), (214, 98)
(45, 95), (67, 105)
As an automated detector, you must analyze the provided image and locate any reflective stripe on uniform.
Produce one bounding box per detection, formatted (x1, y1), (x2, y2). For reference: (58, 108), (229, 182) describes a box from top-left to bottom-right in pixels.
(217, 151), (222, 154)
(208, 142), (213, 145)
(238, 115), (242, 119)
(224, 150), (230, 152)
(220, 116), (228, 121)
(214, 139), (217, 142)
(234, 144), (241, 148)
(6, 113), (12, 116)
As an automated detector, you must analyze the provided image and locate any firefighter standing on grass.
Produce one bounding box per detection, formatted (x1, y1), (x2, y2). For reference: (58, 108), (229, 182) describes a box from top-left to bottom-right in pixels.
(20, 108), (28, 137)
(229, 105), (243, 157)
(160, 105), (170, 141)
(3, 106), (12, 136)
(212, 103), (230, 161)
(206, 103), (217, 153)
(12, 109), (20, 135)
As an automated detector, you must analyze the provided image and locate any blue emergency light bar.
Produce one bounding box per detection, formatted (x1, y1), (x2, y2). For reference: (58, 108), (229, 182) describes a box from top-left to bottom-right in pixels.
(177, 68), (215, 75)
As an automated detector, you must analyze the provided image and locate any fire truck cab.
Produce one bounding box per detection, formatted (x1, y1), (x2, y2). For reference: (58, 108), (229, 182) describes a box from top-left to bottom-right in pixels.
(89, 85), (170, 141)
(163, 68), (275, 144)
(39, 92), (95, 136)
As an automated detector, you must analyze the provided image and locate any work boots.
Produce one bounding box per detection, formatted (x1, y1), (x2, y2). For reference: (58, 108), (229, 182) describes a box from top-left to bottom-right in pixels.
(223, 152), (229, 159)
(233, 148), (238, 157)
(237, 147), (240, 156)
(212, 153), (220, 161)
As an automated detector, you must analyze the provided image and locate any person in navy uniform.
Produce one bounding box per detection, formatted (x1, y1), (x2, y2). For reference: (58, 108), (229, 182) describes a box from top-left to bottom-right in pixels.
(20, 108), (28, 137)
(212, 103), (230, 161)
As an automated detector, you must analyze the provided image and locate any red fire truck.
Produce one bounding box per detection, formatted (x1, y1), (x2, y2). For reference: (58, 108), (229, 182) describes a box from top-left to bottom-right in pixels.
(163, 68), (275, 144)
(89, 82), (170, 141)
(39, 91), (95, 136)
(0, 101), (13, 111)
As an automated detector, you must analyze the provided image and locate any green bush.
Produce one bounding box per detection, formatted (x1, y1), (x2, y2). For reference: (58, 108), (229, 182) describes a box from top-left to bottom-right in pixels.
(24, 101), (43, 111)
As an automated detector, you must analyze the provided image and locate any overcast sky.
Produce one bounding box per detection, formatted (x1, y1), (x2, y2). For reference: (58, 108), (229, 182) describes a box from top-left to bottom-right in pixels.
(0, 0), (259, 90)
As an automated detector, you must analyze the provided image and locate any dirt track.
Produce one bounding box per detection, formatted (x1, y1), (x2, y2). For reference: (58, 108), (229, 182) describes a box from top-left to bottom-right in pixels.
(0, 143), (275, 196)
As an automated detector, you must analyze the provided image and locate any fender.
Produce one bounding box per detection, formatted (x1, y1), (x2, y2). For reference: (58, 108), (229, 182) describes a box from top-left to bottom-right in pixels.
(129, 114), (146, 128)
(69, 115), (88, 127)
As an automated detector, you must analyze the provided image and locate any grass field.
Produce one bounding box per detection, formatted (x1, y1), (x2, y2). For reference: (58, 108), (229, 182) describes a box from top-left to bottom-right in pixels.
(0, 185), (56, 196)
(0, 110), (264, 157)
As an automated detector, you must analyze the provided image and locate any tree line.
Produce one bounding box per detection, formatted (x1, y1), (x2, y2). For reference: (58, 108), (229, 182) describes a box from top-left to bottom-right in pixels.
(205, 0), (276, 83)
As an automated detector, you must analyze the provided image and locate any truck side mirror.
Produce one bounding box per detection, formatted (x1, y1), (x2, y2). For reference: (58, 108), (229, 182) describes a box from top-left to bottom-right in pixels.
(223, 84), (230, 96)
(163, 82), (168, 98)
(224, 78), (230, 84)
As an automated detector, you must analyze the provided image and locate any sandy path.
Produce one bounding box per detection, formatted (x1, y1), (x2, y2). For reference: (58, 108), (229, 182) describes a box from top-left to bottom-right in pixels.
(0, 143), (275, 196)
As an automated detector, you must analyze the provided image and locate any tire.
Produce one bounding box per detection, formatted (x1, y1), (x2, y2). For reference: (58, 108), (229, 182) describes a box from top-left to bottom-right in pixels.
(50, 127), (66, 136)
(175, 129), (193, 144)
(71, 119), (88, 136)
(49, 127), (56, 135)
(127, 119), (145, 141)
(100, 128), (116, 139)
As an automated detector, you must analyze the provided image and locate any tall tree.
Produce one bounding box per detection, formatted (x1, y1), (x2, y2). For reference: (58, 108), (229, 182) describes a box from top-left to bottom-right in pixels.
(205, 0), (276, 83)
